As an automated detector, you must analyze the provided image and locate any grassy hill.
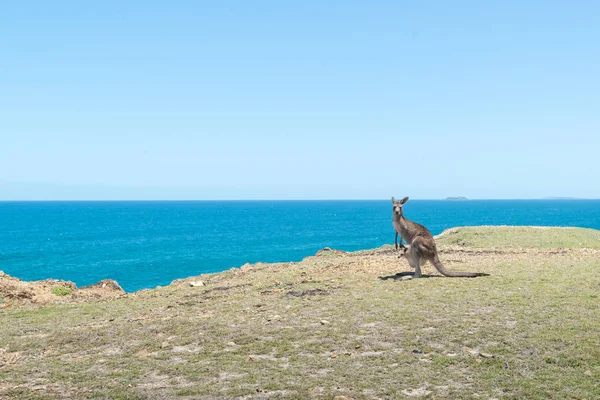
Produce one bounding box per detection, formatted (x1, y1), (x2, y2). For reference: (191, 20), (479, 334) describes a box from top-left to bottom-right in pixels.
(1, 226), (599, 399)
(437, 226), (600, 249)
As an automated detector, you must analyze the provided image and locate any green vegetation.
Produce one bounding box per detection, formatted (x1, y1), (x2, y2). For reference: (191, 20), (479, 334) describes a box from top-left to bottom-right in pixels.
(1, 226), (599, 399)
(50, 286), (74, 296)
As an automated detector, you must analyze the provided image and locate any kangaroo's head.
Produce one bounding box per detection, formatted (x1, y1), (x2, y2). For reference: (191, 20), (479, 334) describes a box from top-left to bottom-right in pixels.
(391, 196), (409, 218)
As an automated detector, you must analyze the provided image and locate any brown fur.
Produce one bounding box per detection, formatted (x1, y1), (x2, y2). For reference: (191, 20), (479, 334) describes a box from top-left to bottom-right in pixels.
(392, 196), (486, 278)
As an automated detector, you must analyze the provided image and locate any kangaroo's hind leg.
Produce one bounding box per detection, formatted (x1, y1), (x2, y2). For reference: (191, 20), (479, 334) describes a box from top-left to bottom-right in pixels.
(406, 242), (423, 278)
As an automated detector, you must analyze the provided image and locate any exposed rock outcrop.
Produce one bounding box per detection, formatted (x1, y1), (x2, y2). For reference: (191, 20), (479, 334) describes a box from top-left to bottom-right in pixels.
(0, 271), (125, 308)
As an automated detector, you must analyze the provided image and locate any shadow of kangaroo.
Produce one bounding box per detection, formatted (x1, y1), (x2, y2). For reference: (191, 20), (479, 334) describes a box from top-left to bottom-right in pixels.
(392, 196), (487, 278)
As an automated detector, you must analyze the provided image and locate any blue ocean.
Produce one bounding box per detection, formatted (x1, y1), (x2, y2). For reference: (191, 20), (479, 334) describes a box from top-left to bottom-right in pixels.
(1, 200), (599, 292)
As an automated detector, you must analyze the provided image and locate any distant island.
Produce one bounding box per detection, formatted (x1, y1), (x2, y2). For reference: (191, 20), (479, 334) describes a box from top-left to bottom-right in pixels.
(445, 196), (468, 200)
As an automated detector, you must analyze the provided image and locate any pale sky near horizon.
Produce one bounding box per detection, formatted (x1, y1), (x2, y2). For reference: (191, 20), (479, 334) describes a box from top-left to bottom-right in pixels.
(1, 1), (599, 200)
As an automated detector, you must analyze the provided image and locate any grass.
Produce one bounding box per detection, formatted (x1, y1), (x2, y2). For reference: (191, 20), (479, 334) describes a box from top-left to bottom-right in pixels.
(437, 225), (600, 249)
(1, 226), (599, 399)
(50, 286), (74, 297)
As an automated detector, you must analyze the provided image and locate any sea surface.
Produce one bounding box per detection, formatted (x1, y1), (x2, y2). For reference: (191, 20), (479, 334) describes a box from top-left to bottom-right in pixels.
(1, 200), (599, 292)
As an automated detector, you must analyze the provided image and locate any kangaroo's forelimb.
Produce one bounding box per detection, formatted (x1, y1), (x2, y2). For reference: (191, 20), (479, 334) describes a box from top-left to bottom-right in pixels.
(394, 232), (405, 250)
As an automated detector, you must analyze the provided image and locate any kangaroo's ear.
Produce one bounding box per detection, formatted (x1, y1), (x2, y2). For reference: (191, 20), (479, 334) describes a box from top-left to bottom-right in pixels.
(391, 197), (396, 203)
(400, 196), (409, 204)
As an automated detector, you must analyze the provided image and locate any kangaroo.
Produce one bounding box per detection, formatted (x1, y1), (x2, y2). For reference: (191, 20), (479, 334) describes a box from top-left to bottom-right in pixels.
(392, 196), (486, 278)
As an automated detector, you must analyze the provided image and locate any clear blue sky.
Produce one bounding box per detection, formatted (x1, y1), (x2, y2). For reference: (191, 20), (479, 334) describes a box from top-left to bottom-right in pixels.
(1, 1), (598, 200)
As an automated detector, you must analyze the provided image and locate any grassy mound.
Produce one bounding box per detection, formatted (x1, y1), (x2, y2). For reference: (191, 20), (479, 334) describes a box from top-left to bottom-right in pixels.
(1, 226), (599, 399)
(437, 225), (600, 249)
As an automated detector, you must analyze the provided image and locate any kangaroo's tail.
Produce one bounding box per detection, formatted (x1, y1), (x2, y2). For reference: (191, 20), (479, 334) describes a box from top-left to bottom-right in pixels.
(431, 254), (487, 278)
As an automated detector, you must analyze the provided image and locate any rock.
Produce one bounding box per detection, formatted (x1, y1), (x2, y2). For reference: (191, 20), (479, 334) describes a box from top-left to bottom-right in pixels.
(287, 288), (330, 297)
(46, 280), (77, 290)
(314, 247), (347, 257)
(402, 387), (432, 397)
(462, 347), (479, 356)
(320, 320), (330, 325)
(240, 265), (252, 273)
(81, 279), (124, 292)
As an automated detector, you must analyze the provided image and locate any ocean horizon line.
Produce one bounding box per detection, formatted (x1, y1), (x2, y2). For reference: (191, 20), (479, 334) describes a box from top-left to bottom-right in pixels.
(0, 197), (597, 203)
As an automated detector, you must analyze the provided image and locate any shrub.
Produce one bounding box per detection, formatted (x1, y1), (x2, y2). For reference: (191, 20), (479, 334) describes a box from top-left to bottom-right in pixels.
(51, 286), (74, 296)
